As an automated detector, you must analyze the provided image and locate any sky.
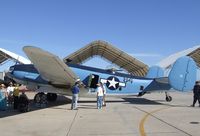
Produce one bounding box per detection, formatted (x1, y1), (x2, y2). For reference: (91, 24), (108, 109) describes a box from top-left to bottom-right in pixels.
(0, 0), (200, 71)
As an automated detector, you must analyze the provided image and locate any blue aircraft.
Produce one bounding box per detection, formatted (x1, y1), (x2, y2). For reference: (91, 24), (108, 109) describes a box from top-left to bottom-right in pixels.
(5, 42), (198, 103)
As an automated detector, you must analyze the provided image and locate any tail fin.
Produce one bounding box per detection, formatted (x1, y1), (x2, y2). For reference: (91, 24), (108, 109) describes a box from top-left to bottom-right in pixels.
(169, 56), (197, 91)
(146, 66), (164, 78)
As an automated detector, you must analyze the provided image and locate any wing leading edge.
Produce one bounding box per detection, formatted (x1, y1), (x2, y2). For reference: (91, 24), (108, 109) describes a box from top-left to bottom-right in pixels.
(23, 46), (78, 86)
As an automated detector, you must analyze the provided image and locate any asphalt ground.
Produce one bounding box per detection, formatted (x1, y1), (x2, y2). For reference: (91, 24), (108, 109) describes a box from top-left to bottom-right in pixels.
(0, 91), (200, 136)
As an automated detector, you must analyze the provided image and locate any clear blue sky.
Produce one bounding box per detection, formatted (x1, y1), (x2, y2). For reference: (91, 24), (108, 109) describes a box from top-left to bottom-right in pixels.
(0, 0), (200, 70)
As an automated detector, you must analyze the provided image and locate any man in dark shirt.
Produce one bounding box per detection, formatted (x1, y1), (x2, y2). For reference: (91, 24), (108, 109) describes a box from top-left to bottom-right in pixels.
(71, 80), (80, 110)
(18, 91), (29, 112)
(192, 81), (200, 107)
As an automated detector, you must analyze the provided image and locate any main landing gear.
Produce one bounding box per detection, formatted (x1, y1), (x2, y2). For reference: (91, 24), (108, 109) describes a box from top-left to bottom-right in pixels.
(165, 92), (172, 102)
(34, 92), (57, 104)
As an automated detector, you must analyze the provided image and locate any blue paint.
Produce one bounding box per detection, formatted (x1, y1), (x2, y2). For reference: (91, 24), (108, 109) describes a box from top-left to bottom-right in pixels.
(146, 66), (164, 78)
(7, 56), (197, 96)
(70, 66), (153, 94)
(169, 56), (197, 91)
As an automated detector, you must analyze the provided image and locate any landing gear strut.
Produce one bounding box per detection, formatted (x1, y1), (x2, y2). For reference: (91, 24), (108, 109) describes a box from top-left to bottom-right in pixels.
(165, 92), (172, 102)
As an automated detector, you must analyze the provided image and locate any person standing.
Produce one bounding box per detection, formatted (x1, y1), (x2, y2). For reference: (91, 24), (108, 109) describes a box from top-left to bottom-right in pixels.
(96, 83), (103, 109)
(13, 84), (20, 109)
(18, 91), (29, 112)
(100, 82), (106, 107)
(71, 80), (80, 110)
(0, 84), (7, 111)
(7, 82), (14, 106)
(191, 81), (200, 107)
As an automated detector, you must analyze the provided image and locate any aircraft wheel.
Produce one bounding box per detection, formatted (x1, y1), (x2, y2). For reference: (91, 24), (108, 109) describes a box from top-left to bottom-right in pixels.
(34, 92), (45, 103)
(47, 93), (57, 102)
(166, 96), (172, 102)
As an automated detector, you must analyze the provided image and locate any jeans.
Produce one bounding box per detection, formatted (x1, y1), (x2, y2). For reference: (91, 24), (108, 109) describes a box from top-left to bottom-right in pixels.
(71, 94), (78, 110)
(97, 96), (103, 109)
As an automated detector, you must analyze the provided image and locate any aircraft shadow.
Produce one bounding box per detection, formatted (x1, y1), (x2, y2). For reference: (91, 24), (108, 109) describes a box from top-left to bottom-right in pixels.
(122, 97), (191, 107)
(0, 96), (189, 118)
(0, 95), (71, 118)
(78, 100), (126, 103)
(77, 99), (127, 109)
(75, 97), (164, 109)
(122, 97), (164, 105)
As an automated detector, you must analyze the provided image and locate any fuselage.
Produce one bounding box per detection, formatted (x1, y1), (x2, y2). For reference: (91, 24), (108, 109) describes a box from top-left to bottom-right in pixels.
(7, 64), (170, 97)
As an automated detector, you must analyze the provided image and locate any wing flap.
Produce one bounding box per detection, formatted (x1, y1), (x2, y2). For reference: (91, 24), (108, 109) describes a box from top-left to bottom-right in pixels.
(23, 46), (78, 85)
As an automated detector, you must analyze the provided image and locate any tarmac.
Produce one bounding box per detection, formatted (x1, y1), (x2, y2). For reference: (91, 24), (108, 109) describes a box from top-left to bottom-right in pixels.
(0, 91), (200, 136)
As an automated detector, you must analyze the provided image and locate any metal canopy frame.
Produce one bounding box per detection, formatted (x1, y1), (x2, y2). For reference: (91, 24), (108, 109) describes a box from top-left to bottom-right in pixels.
(188, 48), (200, 67)
(64, 40), (149, 76)
(0, 50), (10, 64)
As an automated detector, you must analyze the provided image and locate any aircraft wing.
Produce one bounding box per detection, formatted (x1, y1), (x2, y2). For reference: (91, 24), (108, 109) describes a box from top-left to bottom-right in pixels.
(158, 45), (200, 68)
(23, 46), (78, 86)
(0, 48), (31, 64)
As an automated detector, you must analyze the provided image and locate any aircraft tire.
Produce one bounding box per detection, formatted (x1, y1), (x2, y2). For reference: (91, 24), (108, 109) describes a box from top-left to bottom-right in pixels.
(34, 92), (45, 103)
(166, 96), (172, 102)
(47, 93), (57, 102)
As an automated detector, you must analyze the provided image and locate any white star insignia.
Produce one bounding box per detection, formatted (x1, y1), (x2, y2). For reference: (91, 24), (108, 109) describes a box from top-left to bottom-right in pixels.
(108, 77), (118, 89)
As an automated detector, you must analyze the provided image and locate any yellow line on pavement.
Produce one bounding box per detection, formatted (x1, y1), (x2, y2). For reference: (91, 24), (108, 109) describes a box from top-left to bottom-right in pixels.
(139, 107), (168, 136)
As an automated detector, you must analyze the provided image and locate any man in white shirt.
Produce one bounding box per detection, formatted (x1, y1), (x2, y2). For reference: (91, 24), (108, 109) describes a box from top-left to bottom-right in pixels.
(96, 83), (103, 109)
(7, 82), (14, 94)
(7, 82), (14, 105)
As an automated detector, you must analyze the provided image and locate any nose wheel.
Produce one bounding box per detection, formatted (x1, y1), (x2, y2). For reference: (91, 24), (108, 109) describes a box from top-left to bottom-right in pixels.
(165, 92), (172, 102)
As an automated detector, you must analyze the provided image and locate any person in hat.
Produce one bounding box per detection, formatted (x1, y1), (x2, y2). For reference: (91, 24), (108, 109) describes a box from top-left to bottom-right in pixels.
(96, 83), (103, 109)
(71, 79), (80, 110)
(0, 84), (7, 110)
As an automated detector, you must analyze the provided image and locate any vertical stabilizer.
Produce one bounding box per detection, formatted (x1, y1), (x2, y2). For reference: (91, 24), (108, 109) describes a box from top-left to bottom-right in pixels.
(169, 56), (197, 91)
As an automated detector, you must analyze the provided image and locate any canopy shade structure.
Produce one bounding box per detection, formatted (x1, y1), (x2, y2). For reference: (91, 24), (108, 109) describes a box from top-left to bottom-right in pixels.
(188, 47), (200, 67)
(0, 48), (31, 65)
(64, 40), (149, 76)
(158, 45), (200, 69)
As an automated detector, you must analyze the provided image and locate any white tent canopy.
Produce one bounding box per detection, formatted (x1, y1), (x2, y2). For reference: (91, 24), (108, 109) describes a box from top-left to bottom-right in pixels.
(158, 45), (200, 68)
(0, 48), (31, 65)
